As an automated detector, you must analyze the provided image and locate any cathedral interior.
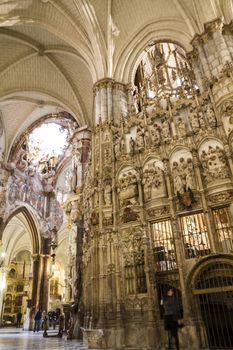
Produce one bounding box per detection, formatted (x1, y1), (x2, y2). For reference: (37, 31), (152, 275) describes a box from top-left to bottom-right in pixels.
(0, 1), (233, 349)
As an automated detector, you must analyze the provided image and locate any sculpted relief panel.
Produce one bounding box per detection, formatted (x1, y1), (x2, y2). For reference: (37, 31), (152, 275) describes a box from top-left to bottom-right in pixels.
(199, 141), (230, 185)
(142, 160), (166, 201)
(118, 167), (139, 207)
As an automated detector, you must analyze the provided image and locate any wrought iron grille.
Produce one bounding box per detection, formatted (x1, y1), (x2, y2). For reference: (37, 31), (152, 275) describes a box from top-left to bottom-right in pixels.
(151, 220), (177, 272)
(179, 213), (211, 259)
(124, 250), (147, 294)
(212, 207), (233, 253)
(194, 262), (233, 349)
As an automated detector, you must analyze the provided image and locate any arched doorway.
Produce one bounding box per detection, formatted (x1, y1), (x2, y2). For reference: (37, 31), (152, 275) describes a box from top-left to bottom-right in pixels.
(0, 209), (40, 327)
(192, 259), (233, 349)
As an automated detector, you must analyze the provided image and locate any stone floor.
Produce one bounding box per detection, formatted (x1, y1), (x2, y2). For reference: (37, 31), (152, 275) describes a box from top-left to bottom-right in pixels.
(0, 328), (93, 350)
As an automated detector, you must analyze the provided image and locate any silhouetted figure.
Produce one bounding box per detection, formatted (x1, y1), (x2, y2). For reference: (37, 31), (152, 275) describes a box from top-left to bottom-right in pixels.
(163, 288), (180, 350)
(34, 310), (42, 332)
(16, 311), (22, 328)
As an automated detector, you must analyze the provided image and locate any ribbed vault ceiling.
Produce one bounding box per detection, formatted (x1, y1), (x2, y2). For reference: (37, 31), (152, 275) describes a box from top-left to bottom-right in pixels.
(0, 0), (232, 158)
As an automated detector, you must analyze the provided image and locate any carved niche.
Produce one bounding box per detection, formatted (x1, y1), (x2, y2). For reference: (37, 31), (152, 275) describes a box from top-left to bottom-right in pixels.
(219, 98), (233, 135)
(118, 167), (139, 223)
(170, 152), (196, 209)
(118, 167), (139, 207)
(142, 160), (166, 201)
(199, 142), (230, 184)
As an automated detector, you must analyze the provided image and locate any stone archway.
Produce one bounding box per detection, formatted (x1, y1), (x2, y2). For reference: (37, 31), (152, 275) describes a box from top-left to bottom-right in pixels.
(0, 207), (41, 328)
(187, 255), (233, 349)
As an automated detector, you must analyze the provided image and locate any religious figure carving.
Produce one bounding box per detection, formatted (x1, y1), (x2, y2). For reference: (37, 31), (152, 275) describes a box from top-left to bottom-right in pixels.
(176, 117), (186, 138)
(17, 142), (30, 171)
(172, 157), (196, 194)
(142, 162), (165, 201)
(118, 170), (138, 206)
(171, 157), (196, 209)
(205, 104), (217, 127)
(161, 119), (171, 143)
(151, 123), (161, 146)
(135, 127), (145, 152)
(114, 132), (122, 159)
(189, 108), (200, 133)
(104, 182), (112, 206)
(200, 145), (230, 183)
(129, 137), (135, 156)
(144, 128), (151, 147)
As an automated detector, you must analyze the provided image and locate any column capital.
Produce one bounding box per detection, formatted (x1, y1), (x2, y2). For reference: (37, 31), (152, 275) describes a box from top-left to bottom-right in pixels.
(93, 78), (115, 91)
(93, 78), (126, 92)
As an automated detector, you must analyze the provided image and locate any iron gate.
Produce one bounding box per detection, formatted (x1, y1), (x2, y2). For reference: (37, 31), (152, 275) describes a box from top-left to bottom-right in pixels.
(193, 262), (233, 349)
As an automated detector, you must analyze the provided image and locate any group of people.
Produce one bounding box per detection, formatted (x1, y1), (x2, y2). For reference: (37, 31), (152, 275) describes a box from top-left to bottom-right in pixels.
(33, 308), (64, 336)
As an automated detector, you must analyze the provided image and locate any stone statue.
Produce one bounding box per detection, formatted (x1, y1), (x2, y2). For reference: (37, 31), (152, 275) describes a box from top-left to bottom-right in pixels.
(142, 162), (165, 201)
(172, 157), (196, 195)
(104, 182), (112, 205)
(176, 117), (186, 138)
(144, 128), (151, 147)
(161, 119), (171, 143)
(198, 111), (206, 129)
(189, 108), (200, 133)
(205, 105), (217, 127)
(129, 137), (135, 156)
(135, 127), (145, 152)
(118, 171), (138, 206)
(114, 132), (121, 159)
(151, 123), (161, 146)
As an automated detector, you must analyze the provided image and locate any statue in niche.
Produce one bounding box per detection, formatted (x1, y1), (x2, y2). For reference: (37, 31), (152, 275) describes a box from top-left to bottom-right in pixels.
(129, 137), (135, 156)
(92, 179), (99, 207)
(144, 128), (151, 147)
(17, 142), (30, 171)
(172, 161), (183, 194)
(71, 148), (81, 192)
(198, 110), (206, 129)
(135, 126), (145, 152)
(189, 108), (200, 133)
(103, 147), (111, 165)
(172, 157), (196, 194)
(104, 182), (112, 206)
(172, 157), (196, 209)
(142, 162), (165, 201)
(151, 123), (161, 146)
(161, 119), (171, 143)
(200, 145), (229, 183)
(118, 171), (138, 206)
(113, 132), (121, 160)
(176, 117), (186, 138)
(205, 104), (217, 127)
(142, 168), (154, 201)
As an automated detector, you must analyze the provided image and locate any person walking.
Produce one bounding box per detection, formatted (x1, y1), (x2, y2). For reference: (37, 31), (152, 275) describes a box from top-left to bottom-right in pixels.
(162, 288), (180, 350)
(33, 309), (42, 332)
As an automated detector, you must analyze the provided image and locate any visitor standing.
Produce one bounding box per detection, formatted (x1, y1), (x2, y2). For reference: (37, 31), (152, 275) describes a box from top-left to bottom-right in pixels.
(162, 288), (180, 350)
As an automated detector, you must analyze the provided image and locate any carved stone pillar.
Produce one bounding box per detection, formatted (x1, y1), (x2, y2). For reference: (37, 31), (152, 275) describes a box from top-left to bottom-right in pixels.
(190, 18), (233, 103)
